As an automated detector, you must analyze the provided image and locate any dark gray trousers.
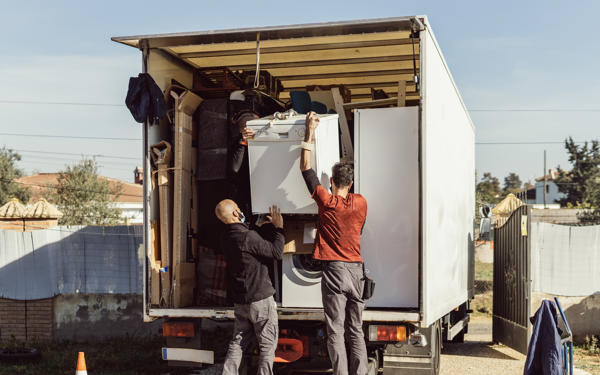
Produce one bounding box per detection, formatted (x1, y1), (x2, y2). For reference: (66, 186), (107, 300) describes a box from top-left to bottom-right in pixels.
(322, 261), (368, 375)
(222, 295), (278, 375)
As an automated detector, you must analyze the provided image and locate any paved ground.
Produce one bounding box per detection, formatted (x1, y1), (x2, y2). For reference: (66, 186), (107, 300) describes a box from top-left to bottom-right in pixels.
(440, 315), (525, 375)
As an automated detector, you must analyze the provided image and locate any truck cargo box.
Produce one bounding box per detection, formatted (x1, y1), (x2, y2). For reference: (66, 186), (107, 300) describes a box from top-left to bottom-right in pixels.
(112, 15), (474, 328)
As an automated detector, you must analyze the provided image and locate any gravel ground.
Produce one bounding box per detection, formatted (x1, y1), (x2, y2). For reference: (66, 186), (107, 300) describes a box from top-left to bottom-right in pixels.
(441, 315), (526, 375)
(173, 315), (594, 375)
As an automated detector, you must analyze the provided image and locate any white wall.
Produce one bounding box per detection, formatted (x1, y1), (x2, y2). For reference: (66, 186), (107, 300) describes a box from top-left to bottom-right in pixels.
(531, 222), (600, 296)
(116, 202), (143, 224)
(534, 180), (565, 205)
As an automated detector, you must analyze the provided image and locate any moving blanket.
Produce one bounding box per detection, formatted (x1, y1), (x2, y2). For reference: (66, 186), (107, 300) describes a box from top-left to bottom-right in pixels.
(523, 300), (563, 375)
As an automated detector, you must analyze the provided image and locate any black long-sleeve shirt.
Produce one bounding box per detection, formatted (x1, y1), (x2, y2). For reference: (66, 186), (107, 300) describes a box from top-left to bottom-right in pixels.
(221, 222), (284, 304)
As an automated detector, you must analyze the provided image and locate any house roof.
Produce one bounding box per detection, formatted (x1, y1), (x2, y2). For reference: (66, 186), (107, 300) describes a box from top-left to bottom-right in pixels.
(15, 173), (142, 203)
(535, 169), (560, 182)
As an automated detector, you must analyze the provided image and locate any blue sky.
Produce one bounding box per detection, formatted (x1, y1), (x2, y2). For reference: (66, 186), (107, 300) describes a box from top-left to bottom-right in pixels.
(1, 0), (598, 185)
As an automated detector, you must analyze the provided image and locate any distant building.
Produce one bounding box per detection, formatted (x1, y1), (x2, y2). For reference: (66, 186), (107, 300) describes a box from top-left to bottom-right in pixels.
(15, 169), (143, 224)
(526, 169), (566, 206)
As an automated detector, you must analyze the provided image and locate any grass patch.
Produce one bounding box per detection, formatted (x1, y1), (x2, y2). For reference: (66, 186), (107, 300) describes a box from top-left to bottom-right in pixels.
(573, 346), (600, 374)
(475, 261), (493, 282)
(574, 339), (600, 373)
(471, 291), (493, 317)
(0, 336), (192, 375)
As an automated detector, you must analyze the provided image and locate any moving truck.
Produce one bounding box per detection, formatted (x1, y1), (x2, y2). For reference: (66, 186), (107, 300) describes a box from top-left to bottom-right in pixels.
(112, 15), (475, 375)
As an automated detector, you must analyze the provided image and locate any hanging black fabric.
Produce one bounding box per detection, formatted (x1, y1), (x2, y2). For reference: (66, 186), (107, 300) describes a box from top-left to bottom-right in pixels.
(125, 73), (167, 124)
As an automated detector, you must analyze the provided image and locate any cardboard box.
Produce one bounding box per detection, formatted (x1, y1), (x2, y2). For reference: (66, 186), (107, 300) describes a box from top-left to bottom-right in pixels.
(173, 262), (196, 308)
(283, 220), (317, 254)
(177, 90), (203, 116)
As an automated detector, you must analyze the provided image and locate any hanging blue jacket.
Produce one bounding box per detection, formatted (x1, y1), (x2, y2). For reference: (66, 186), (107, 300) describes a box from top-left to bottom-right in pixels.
(523, 300), (563, 375)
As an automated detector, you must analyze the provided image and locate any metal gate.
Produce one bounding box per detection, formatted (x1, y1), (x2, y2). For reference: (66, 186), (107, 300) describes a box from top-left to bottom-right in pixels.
(492, 205), (531, 354)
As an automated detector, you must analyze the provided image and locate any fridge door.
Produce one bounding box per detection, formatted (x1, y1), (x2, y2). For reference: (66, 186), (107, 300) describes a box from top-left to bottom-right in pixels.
(355, 107), (419, 308)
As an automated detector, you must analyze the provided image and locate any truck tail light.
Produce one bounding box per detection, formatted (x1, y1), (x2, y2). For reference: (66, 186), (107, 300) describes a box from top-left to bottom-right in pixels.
(368, 325), (407, 342)
(162, 322), (195, 337)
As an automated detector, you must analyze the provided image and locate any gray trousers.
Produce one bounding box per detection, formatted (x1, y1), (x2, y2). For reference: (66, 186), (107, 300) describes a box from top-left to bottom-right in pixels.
(223, 295), (278, 375)
(322, 261), (368, 375)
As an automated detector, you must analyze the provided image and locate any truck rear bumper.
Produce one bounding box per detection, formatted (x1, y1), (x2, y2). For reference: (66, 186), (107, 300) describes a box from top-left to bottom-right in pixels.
(148, 308), (420, 322)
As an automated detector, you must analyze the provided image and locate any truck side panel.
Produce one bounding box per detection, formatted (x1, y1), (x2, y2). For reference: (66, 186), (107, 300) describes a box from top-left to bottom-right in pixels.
(421, 20), (475, 327)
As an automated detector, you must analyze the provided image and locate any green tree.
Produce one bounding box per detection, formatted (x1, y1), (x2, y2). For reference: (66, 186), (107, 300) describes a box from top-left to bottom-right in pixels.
(0, 147), (31, 206)
(555, 137), (600, 207)
(49, 159), (123, 225)
(503, 172), (523, 195)
(476, 172), (502, 205)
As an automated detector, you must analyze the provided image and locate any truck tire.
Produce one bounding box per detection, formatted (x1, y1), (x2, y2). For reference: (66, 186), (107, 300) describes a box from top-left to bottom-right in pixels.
(433, 321), (441, 375)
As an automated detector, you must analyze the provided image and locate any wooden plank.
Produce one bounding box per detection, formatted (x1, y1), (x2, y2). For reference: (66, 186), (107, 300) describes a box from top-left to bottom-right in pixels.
(280, 87), (419, 100)
(186, 44), (418, 68)
(168, 31), (411, 54)
(267, 60), (418, 77)
(277, 68), (416, 81)
(281, 73), (415, 90)
(331, 87), (354, 161)
(178, 38), (418, 58)
(397, 81), (406, 107)
(189, 55), (416, 71)
(343, 97), (400, 110)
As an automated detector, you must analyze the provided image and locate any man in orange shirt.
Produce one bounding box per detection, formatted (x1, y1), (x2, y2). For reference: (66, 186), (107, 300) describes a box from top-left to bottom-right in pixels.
(299, 112), (368, 375)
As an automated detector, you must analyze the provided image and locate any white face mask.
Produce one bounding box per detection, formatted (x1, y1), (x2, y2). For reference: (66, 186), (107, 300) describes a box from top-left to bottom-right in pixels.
(236, 210), (246, 223)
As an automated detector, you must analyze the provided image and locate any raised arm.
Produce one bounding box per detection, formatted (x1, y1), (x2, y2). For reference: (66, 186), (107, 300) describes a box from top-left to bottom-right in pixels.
(300, 112), (319, 172)
(230, 113), (257, 173)
(246, 205), (285, 260)
(300, 112), (322, 195)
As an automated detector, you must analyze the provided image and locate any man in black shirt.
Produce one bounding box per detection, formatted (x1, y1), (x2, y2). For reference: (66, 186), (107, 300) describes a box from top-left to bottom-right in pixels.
(216, 199), (284, 375)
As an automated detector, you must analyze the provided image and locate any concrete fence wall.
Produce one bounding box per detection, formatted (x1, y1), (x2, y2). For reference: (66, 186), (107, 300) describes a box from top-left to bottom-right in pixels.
(530, 222), (600, 342)
(0, 226), (158, 342)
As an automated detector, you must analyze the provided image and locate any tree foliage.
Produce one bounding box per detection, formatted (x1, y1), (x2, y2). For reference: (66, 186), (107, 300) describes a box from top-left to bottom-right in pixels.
(476, 172), (502, 205)
(0, 147), (31, 206)
(555, 137), (600, 208)
(49, 159), (123, 225)
(503, 172), (523, 195)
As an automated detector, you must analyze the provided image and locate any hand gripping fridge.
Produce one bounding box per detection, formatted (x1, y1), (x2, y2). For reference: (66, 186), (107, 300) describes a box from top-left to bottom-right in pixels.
(245, 114), (340, 214)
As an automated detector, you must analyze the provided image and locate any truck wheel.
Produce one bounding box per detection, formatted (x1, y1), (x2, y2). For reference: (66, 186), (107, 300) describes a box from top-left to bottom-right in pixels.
(432, 321), (441, 375)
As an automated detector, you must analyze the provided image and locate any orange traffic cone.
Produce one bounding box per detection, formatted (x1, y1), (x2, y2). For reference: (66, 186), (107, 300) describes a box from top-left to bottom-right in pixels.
(76, 352), (87, 375)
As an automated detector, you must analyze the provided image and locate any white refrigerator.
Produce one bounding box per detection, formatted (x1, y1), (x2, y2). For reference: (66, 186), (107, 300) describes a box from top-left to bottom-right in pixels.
(246, 114), (340, 214)
(354, 107), (420, 308)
